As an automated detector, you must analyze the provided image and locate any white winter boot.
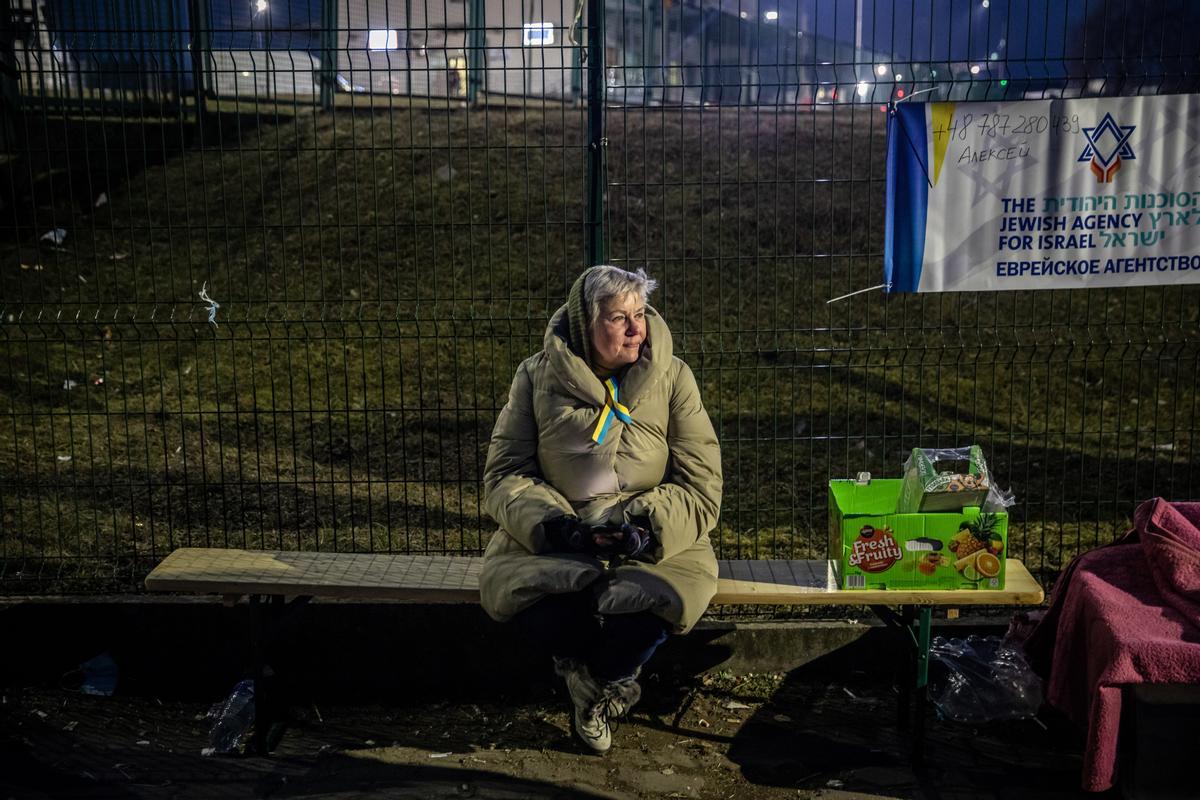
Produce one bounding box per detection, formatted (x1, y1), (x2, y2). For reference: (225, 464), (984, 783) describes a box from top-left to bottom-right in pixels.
(553, 657), (611, 753)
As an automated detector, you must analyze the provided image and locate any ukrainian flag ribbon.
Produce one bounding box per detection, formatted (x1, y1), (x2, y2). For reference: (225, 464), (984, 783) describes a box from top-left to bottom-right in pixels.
(591, 376), (634, 444)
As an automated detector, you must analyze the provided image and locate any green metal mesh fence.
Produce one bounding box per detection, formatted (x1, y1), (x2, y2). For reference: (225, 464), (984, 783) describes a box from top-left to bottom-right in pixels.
(1, 0), (1198, 593)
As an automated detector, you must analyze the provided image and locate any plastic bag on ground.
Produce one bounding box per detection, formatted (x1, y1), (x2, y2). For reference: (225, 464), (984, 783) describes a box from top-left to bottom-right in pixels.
(60, 652), (118, 696)
(928, 635), (1042, 723)
(204, 679), (256, 755)
(79, 653), (118, 696)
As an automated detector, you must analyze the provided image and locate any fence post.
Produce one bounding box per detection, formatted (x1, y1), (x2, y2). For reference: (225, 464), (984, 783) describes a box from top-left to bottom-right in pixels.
(187, 0), (208, 128)
(585, 0), (606, 267)
(467, 0), (484, 104)
(320, 0), (337, 111)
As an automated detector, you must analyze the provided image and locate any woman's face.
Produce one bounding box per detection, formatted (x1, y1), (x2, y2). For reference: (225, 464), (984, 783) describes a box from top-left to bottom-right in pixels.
(590, 292), (647, 372)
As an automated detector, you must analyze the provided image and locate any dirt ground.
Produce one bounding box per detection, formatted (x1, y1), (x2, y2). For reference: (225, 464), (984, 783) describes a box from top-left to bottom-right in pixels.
(0, 668), (1113, 800)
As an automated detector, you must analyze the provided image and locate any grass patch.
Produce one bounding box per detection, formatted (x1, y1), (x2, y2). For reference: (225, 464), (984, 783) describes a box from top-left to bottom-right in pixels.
(2, 102), (1198, 593)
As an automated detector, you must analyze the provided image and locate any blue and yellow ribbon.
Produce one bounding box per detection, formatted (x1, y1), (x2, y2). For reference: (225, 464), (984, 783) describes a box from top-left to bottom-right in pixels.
(591, 376), (634, 444)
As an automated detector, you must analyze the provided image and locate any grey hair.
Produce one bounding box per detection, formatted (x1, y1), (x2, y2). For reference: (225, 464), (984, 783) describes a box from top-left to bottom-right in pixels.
(584, 265), (658, 328)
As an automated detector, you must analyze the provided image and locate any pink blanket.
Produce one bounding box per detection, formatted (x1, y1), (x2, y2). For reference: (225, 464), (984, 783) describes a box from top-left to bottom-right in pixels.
(1023, 498), (1200, 792)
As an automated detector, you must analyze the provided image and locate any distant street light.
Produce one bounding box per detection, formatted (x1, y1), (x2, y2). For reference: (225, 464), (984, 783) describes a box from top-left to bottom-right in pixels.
(894, 73), (903, 81)
(252, 0), (270, 51)
(764, 10), (779, 21)
(875, 64), (888, 76)
(970, 64), (982, 75)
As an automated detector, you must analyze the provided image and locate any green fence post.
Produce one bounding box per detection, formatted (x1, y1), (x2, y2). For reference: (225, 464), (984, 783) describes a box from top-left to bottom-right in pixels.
(467, 0), (485, 104)
(320, 0), (337, 111)
(585, 0), (606, 267)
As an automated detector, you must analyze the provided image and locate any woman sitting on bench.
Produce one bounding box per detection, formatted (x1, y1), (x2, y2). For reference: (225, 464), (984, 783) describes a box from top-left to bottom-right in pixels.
(479, 265), (723, 754)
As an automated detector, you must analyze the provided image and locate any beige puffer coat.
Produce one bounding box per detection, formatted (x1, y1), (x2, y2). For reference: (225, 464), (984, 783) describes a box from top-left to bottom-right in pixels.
(479, 282), (723, 634)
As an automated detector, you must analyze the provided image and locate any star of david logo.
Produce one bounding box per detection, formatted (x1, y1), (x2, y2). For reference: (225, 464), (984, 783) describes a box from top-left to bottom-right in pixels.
(1078, 112), (1136, 183)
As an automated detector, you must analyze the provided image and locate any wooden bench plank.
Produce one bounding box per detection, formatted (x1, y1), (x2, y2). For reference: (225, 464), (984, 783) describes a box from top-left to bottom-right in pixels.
(145, 548), (1043, 606)
(144, 548), (484, 602)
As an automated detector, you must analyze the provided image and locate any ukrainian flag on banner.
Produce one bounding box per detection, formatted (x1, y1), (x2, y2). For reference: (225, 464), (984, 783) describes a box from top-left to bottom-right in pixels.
(885, 102), (956, 293)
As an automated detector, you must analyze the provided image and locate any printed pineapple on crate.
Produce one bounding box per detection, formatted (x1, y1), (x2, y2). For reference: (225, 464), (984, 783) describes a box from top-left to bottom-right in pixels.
(948, 513), (1005, 582)
(830, 479), (1008, 590)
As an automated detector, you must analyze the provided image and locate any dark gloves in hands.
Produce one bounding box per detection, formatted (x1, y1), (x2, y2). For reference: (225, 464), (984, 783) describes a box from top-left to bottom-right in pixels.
(590, 518), (655, 559)
(543, 515), (655, 559)
(542, 515), (589, 553)
(616, 522), (653, 558)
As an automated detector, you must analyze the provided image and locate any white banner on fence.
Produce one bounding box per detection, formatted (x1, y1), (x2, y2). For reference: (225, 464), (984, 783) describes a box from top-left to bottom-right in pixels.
(884, 93), (1200, 292)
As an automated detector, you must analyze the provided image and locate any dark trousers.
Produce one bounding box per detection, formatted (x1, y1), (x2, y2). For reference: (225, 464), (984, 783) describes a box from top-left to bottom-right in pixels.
(511, 590), (671, 683)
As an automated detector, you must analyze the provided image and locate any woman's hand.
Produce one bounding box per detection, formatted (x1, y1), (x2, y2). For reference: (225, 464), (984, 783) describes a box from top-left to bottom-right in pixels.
(546, 517), (654, 558)
(591, 522), (653, 558)
(543, 515), (589, 552)
(589, 526), (626, 552)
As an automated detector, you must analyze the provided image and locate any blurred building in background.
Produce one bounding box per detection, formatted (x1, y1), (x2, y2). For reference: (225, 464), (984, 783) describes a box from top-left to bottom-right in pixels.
(5, 0), (1199, 108)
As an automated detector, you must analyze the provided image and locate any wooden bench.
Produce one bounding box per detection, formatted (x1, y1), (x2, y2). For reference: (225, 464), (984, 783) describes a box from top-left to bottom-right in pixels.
(146, 548), (1043, 757)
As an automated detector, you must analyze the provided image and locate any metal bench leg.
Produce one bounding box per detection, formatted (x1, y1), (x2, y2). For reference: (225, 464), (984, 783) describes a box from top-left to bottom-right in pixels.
(249, 594), (271, 756)
(912, 606), (931, 765)
(868, 604), (933, 764)
(896, 605), (914, 733)
(247, 593), (310, 756)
